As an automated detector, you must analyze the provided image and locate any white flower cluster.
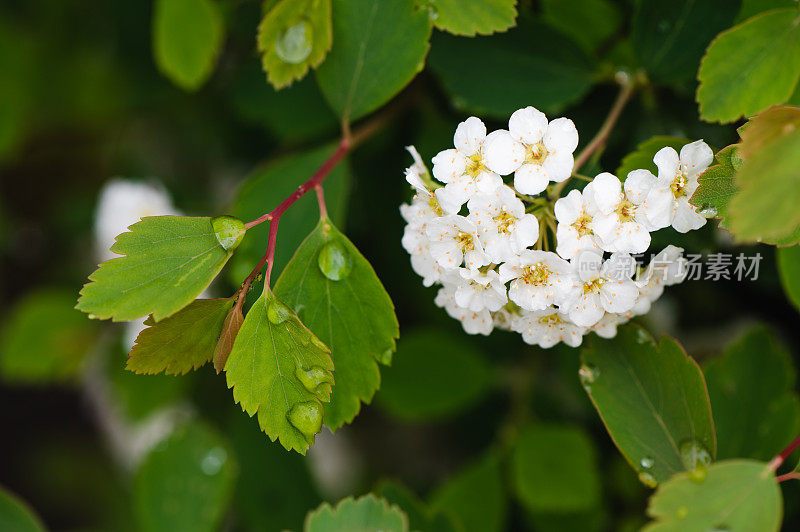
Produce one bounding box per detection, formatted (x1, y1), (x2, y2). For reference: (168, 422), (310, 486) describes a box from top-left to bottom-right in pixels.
(400, 107), (712, 348)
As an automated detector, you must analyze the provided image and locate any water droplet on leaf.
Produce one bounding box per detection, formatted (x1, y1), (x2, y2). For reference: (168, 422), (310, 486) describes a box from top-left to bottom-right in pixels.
(698, 205), (717, 218)
(378, 348), (393, 366)
(275, 20), (313, 64)
(200, 446), (227, 476)
(212, 215), (246, 251)
(635, 328), (651, 344)
(680, 439), (712, 470)
(689, 465), (707, 483)
(640, 456), (654, 469)
(318, 241), (352, 281)
(638, 471), (658, 488)
(295, 362), (333, 398)
(287, 401), (323, 443)
(267, 300), (292, 324)
(578, 363), (599, 388)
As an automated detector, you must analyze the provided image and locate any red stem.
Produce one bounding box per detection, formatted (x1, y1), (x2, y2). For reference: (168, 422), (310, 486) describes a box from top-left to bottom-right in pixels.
(776, 472), (800, 483)
(315, 184), (328, 219)
(769, 432), (800, 473)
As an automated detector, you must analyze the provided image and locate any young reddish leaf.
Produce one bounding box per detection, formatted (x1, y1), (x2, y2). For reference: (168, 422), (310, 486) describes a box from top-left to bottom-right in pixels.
(213, 305), (244, 373)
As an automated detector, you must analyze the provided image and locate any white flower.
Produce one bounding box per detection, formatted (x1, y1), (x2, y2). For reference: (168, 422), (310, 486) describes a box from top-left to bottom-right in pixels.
(633, 245), (687, 315)
(554, 189), (602, 260)
(95, 178), (179, 262)
(499, 250), (576, 311)
(431, 117), (503, 213)
(640, 140), (713, 233)
(564, 250), (639, 327)
(426, 215), (489, 270)
(467, 185), (539, 263)
(454, 268), (508, 312)
(498, 107), (579, 195)
(588, 172), (653, 254)
(512, 308), (586, 348)
(590, 311), (633, 339)
(435, 286), (493, 336)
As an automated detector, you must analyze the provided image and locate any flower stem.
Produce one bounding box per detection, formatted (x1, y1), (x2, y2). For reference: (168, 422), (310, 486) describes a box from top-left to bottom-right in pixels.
(550, 74), (637, 198)
(768, 431), (800, 474)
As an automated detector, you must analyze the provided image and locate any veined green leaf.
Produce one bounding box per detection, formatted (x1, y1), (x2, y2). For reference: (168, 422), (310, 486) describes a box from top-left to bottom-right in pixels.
(727, 128), (800, 242)
(304, 494), (409, 532)
(778, 245), (800, 310)
(134, 421), (237, 532)
(315, 0), (432, 122)
(77, 216), (242, 322)
(127, 298), (234, 375)
(152, 0), (224, 91)
(580, 326), (716, 486)
(0, 487), (45, 532)
(643, 460), (782, 531)
(704, 326), (800, 460)
(431, 452), (508, 532)
(616, 136), (690, 182)
(0, 289), (96, 384)
(428, 19), (593, 119)
(258, 0), (332, 89)
(379, 328), (490, 421)
(540, 0), (621, 54)
(739, 105), (800, 158)
(511, 424), (601, 513)
(419, 0), (518, 37)
(275, 217), (398, 430)
(633, 0), (739, 84)
(690, 144), (742, 224)
(225, 288), (334, 454)
(697, 8), (800, 123)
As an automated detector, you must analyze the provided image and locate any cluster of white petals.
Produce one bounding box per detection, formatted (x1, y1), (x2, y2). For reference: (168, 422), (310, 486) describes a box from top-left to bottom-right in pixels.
(401, 107), (712, 348)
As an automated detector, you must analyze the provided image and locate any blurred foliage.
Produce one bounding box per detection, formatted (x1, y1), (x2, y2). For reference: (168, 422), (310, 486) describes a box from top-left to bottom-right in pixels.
(2, 0), (800, 531)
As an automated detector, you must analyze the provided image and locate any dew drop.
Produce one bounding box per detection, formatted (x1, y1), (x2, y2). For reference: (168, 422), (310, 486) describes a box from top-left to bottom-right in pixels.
(676, 506), (689, 519)
(698, 205), (717, 218)
(635, 328), (651, 344)
(295, 361), (333, 397)
(640, 456), (654, 469)
(200, 446), (227, 476)
(212, 215), (246, 251)
(275, 20), (313, 64)
(287, 401), (323, 443)
(378, 348), (394, 366)
(680, 439), (712, 471)
(638, 471), (658, 488)
(267, 300), (292, 324)
(578, 363), (599, 388)
(318, 241), (353, 281)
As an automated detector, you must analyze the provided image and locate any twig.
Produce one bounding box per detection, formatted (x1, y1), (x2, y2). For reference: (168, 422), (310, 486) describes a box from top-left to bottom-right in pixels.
(768, 432), (800, 473)
(550, 76), (636, 197)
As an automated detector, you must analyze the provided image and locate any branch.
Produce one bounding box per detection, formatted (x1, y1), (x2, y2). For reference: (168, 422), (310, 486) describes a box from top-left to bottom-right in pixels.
(550, 74), (636, 197)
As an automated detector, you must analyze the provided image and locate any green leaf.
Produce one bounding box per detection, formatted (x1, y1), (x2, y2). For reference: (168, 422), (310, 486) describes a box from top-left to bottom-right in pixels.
(152, 0), (224, 91)
(779, 245), (800, 311)
(580, 325), (716, 486)
(511, 424), (601, 513)
(431, 453), (507, 532)
(697, 8), (800, 123)
(540, 0), (621, 54)
(315, 0), (432, 122)
(378, 328), (490, 421)
(127, 298), (234, 375)
(615, 136), (690, 181)
(224, 288), (334, 454)
(727, 128), (800, 242)
(304, 494), (409, 532)
(633, 0), (740, 84)
(232, 145), (350, 284)
(428, 19), (593, 120)
(0, 487), (45, 532)
(739, 104), (800, 158)
(690, 144), (742, 222)
(705, 326), (800, 460)
(376, 481), (460, 532)
(77, 216), (240, 322)
(134, 421), (237, 532)
(0, 289), (96, 384)
(258, 0), (332, 89)
(275, 217), (398, 430)
(419, 0), (518, 37)
(643, 460), (782, 531)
